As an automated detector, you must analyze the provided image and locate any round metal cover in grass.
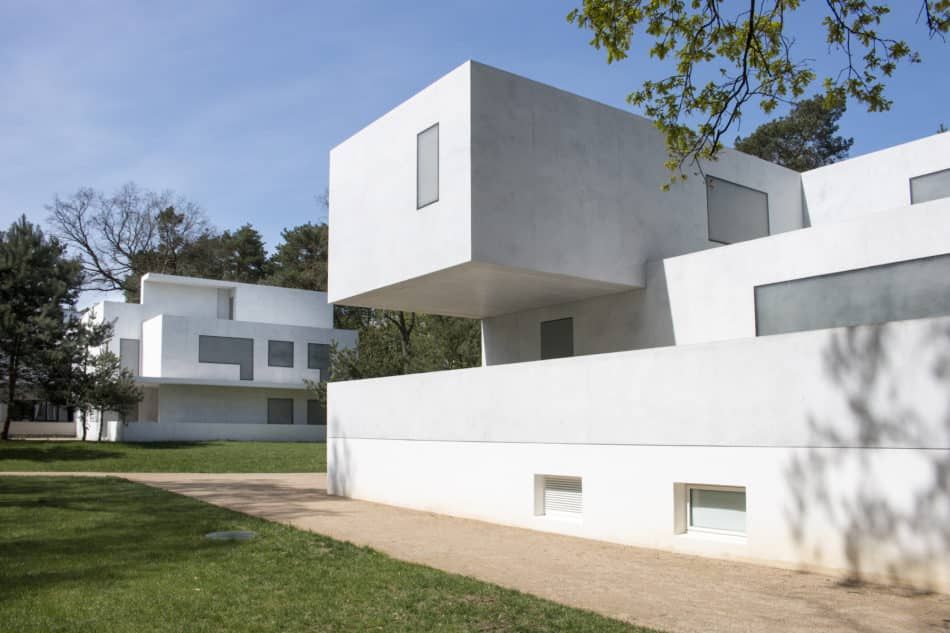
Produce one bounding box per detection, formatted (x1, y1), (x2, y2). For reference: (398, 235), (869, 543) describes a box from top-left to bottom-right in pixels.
(205, 530), (256, 541)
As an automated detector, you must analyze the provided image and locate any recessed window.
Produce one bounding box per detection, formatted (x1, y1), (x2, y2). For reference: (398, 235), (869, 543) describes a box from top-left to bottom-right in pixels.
(687, 485), (746, 536)
(307, 399), (326, 426)
(308, 343), (331, 377)
(540, 317), (573, 360)
(535, 475), (582, 518)
(268, 340), (294, 368)
(910, 168), (950, 205)
(417, 123), (439, 208)
(267, 398), (294, 425)
(706, 176), (769, 244)
(199, 335), (254, 380)
(119, 338), (140, 376)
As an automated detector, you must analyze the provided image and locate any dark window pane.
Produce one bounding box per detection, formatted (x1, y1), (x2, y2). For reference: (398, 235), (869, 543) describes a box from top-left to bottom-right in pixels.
(308, 343), (331, 376)
(307, 399), (326, 426)
(267, 398), (294, 425)
(198, 335), (254, 380)
(268, 340), (294, 368)
(541, 318), (574, 360)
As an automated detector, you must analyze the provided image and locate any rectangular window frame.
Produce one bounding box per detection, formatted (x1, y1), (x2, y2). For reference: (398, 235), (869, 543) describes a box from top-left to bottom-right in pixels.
(267, 340), (294, 368)
(910, 167), (950, 205)
(306, 399), (326, 426)
(705, 175), (770, 245)
(416, 122), (440, 209)
(267, 398), (294, 425)
(685, 484), (747, 538)
(540, 317), (574, 360)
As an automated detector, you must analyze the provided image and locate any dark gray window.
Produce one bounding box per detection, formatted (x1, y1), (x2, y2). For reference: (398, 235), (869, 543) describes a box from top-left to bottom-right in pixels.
(540, 318), (574, 360)
(198, 335), (254, 380)
(706, 176), (770, 244)
(910, 168), (950, 205)
(308, 343), (331, 376)
(417, 123), (439, 208)
(307, 400), (326, 426)
(119, 338), (140, 376)
(755, 253), (950, 336)
(267, 398), (294, 425)
(268, 340), (294, 368)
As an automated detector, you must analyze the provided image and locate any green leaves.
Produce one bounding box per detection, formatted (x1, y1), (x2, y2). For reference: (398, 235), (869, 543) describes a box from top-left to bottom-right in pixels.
(568, 0), (948, 179)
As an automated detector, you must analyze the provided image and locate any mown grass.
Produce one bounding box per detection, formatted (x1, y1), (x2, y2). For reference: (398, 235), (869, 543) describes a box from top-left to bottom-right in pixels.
(0, 477), (659, 633)
(0, 440), (325, 473)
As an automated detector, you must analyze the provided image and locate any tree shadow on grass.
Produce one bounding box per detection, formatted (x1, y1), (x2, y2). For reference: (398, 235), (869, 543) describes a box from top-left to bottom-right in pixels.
(0, 444), (123, 463)
(0, 477), (271, 600)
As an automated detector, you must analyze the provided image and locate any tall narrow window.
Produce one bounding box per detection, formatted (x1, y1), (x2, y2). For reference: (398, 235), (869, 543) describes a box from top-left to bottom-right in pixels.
(417, 123), (439, 208)
(540, 317), (574, 360)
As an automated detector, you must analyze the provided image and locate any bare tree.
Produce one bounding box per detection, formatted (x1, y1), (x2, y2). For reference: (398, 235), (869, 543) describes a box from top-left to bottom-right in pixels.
(47, 183), (209, 297)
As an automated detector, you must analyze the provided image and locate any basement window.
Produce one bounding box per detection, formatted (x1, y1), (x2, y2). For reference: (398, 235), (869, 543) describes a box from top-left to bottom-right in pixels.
(535, 475), (582, 519)
(686, 485), (746, 536)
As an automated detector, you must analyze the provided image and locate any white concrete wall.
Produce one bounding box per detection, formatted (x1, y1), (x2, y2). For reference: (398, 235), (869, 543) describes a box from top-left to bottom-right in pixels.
(232, 283), (333, 329)
(141, 314), (357, 384)
(7, 421), (75, 437)
(156, 384), (315, 426)
(141, 281), (220, 320)
(802, 132), (950, 225)
(664, 197), (950, 345)
(482, 261), (674, 365)
(120, 420), (324, 442)
(470, 62), (803, 288)
(328, 61), (473, 304)
(330, 315), (950, 591)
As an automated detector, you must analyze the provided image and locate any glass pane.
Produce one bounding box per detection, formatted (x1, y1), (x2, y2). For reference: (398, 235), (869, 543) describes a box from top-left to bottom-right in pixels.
(689, 488), (746, 533)
(268, 340), (294, 368)
(267, 399), (294, 425)
(706, 176), (769, 244)
(308, 343), (330, 373)
(307, 400), (326, 426)
(417, 124), (439, 207)
(910, 168), (950, 205)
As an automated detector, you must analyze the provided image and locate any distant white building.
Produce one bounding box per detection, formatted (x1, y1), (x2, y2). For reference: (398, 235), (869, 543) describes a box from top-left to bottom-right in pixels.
(83, 273), (357, 442)
(327, 61), (950, 591)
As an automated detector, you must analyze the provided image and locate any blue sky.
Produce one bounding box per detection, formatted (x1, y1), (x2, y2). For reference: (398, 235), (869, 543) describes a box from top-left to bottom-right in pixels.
(2, 0), (947, 254)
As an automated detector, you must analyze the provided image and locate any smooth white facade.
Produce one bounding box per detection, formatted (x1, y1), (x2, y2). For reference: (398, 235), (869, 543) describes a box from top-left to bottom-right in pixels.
(329, 60), (950, 591)
(84, 274), (356, 442)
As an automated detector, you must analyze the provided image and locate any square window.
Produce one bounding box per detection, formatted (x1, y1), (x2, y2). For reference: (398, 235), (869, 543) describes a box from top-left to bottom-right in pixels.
(535, 475), (582, 518)
(540, 318), (573, 360)
(706, 176), (769, 244)
(307, 399), (326, 426)
(686, 485), (746, 535)
(417, 123), (439, 208)
(268, 340), (294, 368)
(910, 168), (950, 205)
(267, 398), (294, 425)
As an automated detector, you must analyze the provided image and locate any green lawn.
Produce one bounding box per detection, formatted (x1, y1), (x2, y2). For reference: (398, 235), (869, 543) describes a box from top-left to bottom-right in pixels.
(0, 440), (325, 473)
(0, 477), (656, 633)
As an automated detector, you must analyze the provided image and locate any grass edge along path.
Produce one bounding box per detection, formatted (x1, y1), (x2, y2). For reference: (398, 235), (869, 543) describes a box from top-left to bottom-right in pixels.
(0, 476), (661, 633)
(0, 439), (326, 473)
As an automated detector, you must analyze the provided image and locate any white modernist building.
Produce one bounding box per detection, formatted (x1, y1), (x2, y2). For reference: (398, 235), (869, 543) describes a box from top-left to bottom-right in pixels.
(83, 273), (357, 442)
(327, 61), (950, 591)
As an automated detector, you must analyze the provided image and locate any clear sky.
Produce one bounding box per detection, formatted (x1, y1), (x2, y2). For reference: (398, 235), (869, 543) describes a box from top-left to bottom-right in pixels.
(2, 0), (947, 253)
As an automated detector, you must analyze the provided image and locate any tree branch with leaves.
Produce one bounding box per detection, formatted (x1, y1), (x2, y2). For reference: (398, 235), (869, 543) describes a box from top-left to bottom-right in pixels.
(568, 0), (948, 181)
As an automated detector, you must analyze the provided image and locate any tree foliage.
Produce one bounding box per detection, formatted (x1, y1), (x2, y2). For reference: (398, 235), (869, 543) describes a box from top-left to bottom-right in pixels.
(0, 216), (85, 440)
(568, 1), (949, 179)
(734, 93), (854, 171)
(266, 222), (329, 291)
(85, 350), (142, 441)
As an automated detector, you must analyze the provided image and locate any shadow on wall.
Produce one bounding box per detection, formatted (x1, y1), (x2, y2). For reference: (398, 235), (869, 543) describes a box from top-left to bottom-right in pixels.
(785, 320), (950, 591)
(326, 414), (353, 498)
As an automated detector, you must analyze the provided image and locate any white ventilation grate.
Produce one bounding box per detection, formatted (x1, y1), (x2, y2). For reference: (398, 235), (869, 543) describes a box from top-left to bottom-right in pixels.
(543, 475), (582, 516)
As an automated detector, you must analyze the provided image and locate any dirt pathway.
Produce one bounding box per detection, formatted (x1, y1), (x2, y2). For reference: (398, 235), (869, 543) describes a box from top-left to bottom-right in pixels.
(5, 471), (949, 633)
